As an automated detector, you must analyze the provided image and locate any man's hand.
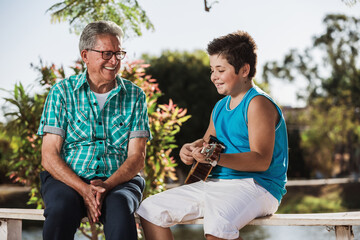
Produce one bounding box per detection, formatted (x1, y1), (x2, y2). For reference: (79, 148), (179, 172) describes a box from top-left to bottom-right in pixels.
(90, 179), (110, 211)
(81, 183), (106, 223)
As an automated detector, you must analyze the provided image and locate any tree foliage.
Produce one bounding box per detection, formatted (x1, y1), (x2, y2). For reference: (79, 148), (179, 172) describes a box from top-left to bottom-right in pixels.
(120, 60), (191, 196)
(0, 61), (65, 207)
(47, 0), (154, 36)
(263, 14), (360, 177)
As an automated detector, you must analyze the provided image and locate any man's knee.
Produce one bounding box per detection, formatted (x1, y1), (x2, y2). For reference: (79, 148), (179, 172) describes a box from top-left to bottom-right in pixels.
(105, 178), (144, 214)
(104, 191), (136, 215)
(42, 177), (84, 221)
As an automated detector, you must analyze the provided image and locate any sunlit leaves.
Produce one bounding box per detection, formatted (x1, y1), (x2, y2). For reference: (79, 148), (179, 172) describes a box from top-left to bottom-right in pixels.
(47, 0), (154, 37)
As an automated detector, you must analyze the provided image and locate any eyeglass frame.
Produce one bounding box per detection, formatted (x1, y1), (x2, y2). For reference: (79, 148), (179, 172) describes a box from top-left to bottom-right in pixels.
(87, 49), (127, 60)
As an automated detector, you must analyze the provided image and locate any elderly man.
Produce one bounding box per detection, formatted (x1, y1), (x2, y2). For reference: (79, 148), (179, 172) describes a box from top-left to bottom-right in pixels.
(37, 20), (151, 240)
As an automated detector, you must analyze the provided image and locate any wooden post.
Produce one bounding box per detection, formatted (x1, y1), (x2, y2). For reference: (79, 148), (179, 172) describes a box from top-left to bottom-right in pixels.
(0, 219), (22, 240)
(335, 226), (354, 240)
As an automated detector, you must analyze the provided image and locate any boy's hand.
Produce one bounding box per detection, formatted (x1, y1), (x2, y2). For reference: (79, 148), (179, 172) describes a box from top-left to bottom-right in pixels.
(191, 144), (208, 164)
(179, 143), (196, 165)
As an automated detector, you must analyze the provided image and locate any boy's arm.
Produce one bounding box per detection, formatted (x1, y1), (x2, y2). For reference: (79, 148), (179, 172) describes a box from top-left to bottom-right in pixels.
(215, 96), (279, 172)
(180, 113), (217, 165)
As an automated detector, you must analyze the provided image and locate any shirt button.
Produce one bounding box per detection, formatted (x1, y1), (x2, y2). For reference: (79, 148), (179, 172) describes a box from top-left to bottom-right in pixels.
(120, 122), (123, 126)
(77, 120), (80, 123)
(99, 141), (103, 144)
(97, 157), (100, 160)
(99, 122), (102, 125)
(94, 102), (97, 106)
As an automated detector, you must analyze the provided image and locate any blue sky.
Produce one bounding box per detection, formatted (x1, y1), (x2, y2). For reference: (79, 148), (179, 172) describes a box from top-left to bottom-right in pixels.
(0, 0), (359, 116)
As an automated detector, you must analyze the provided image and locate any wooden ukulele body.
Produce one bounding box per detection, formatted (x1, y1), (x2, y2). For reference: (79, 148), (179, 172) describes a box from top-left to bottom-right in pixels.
(184, 135), (225, 184)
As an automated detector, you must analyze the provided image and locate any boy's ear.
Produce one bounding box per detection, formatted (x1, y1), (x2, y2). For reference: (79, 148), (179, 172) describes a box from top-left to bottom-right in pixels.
(241, 63), (250, 77)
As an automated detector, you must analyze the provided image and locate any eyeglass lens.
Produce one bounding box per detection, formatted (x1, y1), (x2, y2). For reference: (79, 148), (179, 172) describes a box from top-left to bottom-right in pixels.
(102, 51), (126, 60)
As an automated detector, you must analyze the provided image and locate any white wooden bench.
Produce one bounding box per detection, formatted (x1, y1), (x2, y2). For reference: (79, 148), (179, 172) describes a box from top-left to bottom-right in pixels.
(0, 208), (359, 240)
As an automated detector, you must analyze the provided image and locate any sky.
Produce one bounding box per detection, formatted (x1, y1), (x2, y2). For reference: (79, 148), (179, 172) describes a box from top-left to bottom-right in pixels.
(0, 0), (360, 119)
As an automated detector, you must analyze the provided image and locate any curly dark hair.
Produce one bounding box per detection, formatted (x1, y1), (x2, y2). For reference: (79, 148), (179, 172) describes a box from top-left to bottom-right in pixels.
(206, 31), (257, 78)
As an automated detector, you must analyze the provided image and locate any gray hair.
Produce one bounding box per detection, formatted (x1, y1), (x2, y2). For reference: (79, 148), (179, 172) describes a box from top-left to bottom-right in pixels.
(79, 20), (124, 53)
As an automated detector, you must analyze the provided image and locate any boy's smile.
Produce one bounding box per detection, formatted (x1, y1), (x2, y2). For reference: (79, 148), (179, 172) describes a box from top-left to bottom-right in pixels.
(209, 54), (251, 98)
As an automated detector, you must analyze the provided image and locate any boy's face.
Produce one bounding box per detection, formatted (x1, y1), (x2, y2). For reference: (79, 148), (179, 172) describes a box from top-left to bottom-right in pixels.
(209, 54), (248, 96)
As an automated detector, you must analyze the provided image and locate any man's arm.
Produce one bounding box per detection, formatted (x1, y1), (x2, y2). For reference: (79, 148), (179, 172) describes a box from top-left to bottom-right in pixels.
(104, 137), (147, 190)
(91, 136), (147, 206)
(41, 133), (105, 222)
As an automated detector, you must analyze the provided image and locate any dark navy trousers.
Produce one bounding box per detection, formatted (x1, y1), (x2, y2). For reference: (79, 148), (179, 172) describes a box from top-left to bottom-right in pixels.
(40, 171), (145, 240)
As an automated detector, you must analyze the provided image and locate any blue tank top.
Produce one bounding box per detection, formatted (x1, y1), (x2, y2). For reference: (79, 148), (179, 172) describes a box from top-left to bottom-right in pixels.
(210, 85), (288, 203)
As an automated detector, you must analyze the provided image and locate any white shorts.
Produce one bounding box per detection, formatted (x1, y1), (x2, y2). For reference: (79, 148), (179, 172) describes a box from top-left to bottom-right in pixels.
(137, 178), (279, 239)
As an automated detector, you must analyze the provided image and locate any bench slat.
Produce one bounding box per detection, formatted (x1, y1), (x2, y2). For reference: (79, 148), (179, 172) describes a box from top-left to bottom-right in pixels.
(0, 209), (44, 221)
(1, 208), (360, 226)
(0, 208), (359, 240)
(181, 211), (360, 226)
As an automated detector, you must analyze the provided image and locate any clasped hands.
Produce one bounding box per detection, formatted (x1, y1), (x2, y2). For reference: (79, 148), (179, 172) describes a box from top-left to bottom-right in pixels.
(82, 179), (110, 223)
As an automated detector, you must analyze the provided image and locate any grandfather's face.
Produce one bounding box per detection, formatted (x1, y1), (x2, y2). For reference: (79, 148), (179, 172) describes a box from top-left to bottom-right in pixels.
(81, 34), (122, 84)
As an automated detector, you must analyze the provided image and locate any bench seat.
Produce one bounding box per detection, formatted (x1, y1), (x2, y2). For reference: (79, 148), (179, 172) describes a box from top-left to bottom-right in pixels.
(1, 208), (360, 240)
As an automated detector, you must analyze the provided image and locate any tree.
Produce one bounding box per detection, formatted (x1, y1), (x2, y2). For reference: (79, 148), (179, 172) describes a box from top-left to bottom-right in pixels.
(47, 0), (220, 37)
(263, 14), (360, 177)
(47, 0), (154, 36)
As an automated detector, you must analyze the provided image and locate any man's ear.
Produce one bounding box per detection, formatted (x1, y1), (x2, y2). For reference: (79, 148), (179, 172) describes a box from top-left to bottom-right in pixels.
(81, 49), (89, 64)
(241, 63), (250, 77)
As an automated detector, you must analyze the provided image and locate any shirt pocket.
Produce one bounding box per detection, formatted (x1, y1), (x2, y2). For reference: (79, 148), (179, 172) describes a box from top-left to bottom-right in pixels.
(66, 109), (91, 142)
(109, 113), (130, 146)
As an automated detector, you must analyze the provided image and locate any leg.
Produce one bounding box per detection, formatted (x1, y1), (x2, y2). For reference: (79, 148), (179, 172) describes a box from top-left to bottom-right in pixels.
(101, 175), (145, 240)
(203, 178), (278, 240)
(40, 171), (85, 240)
(140, 217), (174, 240)
(137, 181), (205, 239)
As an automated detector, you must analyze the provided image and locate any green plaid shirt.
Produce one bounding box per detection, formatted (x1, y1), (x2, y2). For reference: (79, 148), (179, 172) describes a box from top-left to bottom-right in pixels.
(37, 70), (151, 179)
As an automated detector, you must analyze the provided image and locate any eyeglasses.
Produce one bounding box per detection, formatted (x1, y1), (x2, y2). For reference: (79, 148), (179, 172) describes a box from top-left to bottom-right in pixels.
(87, 49), (127, 60)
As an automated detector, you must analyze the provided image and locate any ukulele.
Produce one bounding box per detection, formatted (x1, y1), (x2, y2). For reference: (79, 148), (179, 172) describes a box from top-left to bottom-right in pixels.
(184, 135), (226, 184)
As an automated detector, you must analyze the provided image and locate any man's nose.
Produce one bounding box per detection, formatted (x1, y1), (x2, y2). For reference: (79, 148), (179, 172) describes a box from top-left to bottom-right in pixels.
(109, 53), (118, 63)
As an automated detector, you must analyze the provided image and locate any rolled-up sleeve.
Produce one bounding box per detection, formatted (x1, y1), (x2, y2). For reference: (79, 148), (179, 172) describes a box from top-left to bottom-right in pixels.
(37, 85), (67, 138)
(129, 91), (152, 140)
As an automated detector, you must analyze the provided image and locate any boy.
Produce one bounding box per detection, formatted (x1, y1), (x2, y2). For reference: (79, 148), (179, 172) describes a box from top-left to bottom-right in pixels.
(137, 31), (288, 240)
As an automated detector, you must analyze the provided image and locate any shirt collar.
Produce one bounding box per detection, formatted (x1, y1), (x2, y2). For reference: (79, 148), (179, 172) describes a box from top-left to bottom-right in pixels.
(74, 70), (88, 91)
(74, 69), (127, 94)
(115, 75), (127, 94)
